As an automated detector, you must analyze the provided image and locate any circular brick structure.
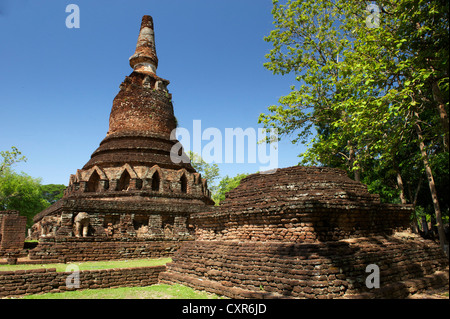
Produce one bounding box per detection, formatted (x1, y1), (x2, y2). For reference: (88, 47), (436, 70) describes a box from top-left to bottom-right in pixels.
(160, 166), (449, 298)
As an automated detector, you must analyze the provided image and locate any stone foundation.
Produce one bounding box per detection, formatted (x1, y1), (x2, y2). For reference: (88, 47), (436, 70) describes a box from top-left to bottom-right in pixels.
(159, 235), (449, 299)
(0, 265), (165, 298)
(0, 211), (27, 261)
(28, 238), (181, 262)
(193, 205), (411, 242)
(159, 166), (449, 299)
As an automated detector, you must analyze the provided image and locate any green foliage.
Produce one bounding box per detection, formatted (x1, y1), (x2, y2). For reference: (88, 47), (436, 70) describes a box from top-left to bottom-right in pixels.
(0, 168), (50, 227)
(0, 147), (59, 227)
(0, 146), (26, 173)
(187, 151), (248, 205)
(259, 0), (449, 221)
(187, 151), (220, 193)
(212, 173), (249, 205)
(41, 184), (66, 205)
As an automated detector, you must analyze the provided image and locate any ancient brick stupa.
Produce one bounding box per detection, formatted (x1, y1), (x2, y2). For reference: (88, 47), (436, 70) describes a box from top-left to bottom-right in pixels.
(29, 16), (214, 262)
(160, 166), (449, 298)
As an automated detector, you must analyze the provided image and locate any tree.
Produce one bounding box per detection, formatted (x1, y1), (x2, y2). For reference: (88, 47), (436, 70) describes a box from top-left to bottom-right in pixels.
(259, 0), (448, 251)
(0, 168), (50, 227)
(187, 151), (220, 194)
(1, 147), (56, 228)
(212, 173), (249, 205)
(41, 184), (66, 205)
(0, 146), (26, 173)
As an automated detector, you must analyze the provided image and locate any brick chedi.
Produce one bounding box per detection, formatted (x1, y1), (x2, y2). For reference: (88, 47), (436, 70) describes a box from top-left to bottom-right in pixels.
(160, 166), (449, 298)
(29, 16), (214, 262)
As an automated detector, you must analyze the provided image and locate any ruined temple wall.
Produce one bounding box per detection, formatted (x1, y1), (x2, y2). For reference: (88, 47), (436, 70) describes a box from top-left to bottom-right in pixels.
(159, 236), (449, 299)
(0, 211), (20, 238)
(0, 211), (27, 256)
(0, 265), (165, 298)
(193, 205), (412, 242)
(28, 238), (181, 262)
(31, 207), (195, 240)
(0, 215), (27, 250)
(158, 166), (449, 298)
(65, 166), (210, 201)
(108, 72), (175, 137)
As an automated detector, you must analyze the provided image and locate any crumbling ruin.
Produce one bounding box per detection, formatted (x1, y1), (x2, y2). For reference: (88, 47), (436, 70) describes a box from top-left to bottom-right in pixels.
(3, 15), (447, 299)
(29, 16), (214, 262)
(160, 166), (449, 298)
(0, 210), (27, 263)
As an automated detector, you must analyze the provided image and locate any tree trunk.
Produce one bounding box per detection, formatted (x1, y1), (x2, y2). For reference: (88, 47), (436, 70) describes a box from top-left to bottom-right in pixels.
(407, 176), (423, 233)
(431, 79), (449, 152)
(348, 140), (360, 182)
(414, 111), (448, 252)
(395, 164), (420, 233)
(411, 176), (423, 208)
(394, 162), (407, 204)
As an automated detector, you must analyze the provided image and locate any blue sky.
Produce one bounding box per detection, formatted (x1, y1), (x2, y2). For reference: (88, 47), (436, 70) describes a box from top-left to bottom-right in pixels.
(0, 0), (305, 186)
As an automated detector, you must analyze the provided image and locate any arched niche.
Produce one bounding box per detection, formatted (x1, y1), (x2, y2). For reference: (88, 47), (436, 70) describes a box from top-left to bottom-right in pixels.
(151, 170), (161, 192)
(87, 170), (101, 192)
(180, 173), (188, 193)
(117, 170), (131, 191)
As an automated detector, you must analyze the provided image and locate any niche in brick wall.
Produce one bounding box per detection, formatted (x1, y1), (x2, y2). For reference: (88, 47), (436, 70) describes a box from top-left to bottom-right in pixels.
(118, 170), (131, 191)
(162, 215), (174, 237)
(103, 214), (120, 237)
(133, 215), (149, 230)
(87, 171), (101, 192)
(180, 174), (187, 193)
(151, 171), (160, 192)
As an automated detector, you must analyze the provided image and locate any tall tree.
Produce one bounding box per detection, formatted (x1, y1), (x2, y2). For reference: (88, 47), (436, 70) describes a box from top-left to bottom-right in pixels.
(41, 184), (66, 205)
(259, 0), (448, 251)
(0, 168), (49, 227)
(1, 147), (51, 227)
(0, 146), (26, 173)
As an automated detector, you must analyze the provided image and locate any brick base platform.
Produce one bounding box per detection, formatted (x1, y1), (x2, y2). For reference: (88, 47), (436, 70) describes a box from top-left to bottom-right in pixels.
(0, 265), (166, 298)
(159, 235), (449, 299)
(28, 237), (182, 262)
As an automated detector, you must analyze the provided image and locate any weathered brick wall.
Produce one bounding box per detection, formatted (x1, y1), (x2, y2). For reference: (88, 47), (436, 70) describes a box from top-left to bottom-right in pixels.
(192, 166), (413, 242)
(0, 211), (27, 252)
(108, 72), (176, 137)
(0, 211), (20, 241)
(0, 265), (165, 298)
(28, 238), (181, 262)
(159, 167), (449, 299)
(159, 235), (449, 299)
(193, 206), (411, 242)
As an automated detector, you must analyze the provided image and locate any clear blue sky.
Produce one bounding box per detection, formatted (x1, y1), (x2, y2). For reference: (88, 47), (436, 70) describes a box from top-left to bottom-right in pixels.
(0, 0), (305, 186)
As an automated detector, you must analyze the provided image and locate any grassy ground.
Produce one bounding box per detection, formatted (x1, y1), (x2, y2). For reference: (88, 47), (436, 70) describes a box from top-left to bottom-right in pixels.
(1, 257), (224, 299)
(0, 257), (171, 272)
(20, 284), (222, 299)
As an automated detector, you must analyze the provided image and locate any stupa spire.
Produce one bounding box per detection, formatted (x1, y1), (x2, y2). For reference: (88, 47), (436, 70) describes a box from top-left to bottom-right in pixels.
(129, 15), (158, 74)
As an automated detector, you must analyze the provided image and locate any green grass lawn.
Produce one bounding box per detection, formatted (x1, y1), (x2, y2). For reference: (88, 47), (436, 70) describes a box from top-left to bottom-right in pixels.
(0, 257), (171, 272)
(20, 284), (223, 299)
(2, 257), (224, 299)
